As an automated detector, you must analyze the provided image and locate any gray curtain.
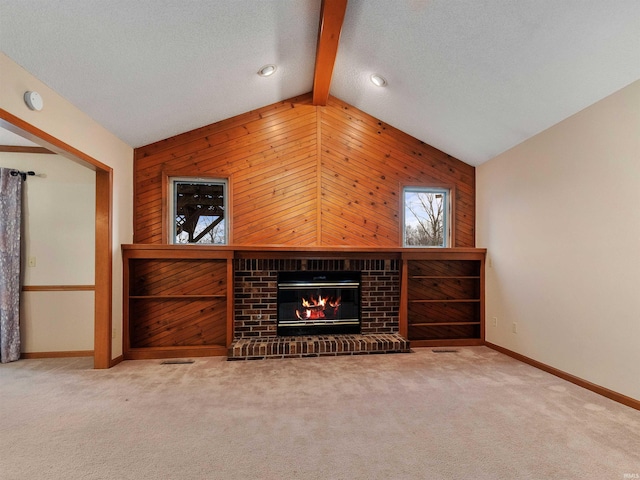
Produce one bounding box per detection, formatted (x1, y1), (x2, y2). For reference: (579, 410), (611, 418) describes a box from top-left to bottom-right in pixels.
(0, 168), (22, 363)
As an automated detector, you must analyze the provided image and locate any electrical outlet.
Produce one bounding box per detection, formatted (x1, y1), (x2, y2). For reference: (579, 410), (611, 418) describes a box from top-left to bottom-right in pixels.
(512, 322), (517, 334)
(492, 317), (498, 327)
(28, 256), (36, 267)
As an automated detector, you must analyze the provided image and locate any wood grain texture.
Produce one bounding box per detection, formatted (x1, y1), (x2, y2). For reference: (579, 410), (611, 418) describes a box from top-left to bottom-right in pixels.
(130, 95), (478, 352)
(408, 301), (480, 324)
(0, 108), (112, 172)
(0, 145), (55, 154)
(408, 277), (480, 301)
(134, 94), (475, 248)
(312, 0), (349, 105)
(135, 95), (318, 245)
(129, 297), (227, 348)
(94, 169), (112, 369)
(130, 259), (227, 297)
(404, 254), (484, 343)
(127, 258), (228, 349)
(409, 324), (481, 340)
(408, 259), (481, 277)
(21, 351), (94, 359)
(320, 97), (475, 247)
(22, 285), (95, 291)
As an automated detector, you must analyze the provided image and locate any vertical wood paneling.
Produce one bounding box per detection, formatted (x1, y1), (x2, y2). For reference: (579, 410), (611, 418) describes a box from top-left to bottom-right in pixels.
(130, 259), (227, 296)
(134, 93), (475, 247)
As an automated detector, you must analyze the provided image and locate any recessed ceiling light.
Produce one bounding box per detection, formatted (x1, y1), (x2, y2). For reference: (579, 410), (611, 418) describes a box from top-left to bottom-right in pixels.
(370, 74), (387, 87)
(257, 64), (277, 77)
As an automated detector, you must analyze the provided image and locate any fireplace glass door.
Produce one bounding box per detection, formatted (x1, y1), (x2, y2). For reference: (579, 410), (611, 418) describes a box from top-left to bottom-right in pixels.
(277, 271), (361, 336)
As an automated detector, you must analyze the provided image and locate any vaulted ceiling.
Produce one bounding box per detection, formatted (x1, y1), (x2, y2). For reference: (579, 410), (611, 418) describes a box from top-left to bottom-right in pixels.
(1, 0), (639, 166)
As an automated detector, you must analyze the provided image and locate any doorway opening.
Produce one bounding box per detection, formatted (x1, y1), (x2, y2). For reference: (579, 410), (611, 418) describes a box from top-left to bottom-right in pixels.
(1, 110), (113, 368)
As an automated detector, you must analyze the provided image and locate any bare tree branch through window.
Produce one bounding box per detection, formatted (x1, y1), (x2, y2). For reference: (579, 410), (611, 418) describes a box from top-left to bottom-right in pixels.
(404, 188), (449, 247)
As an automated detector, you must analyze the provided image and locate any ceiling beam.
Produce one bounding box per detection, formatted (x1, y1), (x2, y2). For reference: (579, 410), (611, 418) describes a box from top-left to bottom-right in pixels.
(312, 0), (348, 106)
(0, 145), (56, 154)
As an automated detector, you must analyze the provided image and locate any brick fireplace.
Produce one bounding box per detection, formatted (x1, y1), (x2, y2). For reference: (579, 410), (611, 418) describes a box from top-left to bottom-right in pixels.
(234, 258), (400, 336)
(230, 257), (409, 359)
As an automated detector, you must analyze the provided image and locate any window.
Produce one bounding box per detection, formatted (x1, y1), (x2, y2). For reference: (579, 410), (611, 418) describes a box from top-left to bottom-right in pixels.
(403, 187), (450, 247)
(169, 178), (227, 244)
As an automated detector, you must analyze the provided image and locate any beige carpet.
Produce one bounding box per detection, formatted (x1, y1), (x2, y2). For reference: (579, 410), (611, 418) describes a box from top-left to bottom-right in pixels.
(0, 347), (638, 479)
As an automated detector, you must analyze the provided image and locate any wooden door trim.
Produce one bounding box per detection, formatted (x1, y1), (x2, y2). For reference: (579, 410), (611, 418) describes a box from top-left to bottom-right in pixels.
(0, 108), (113, 369)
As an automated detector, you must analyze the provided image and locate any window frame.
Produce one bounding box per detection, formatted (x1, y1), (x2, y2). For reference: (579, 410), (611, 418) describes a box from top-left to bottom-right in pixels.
(166, 175), (229, 245)
(402, 185), (454, 248)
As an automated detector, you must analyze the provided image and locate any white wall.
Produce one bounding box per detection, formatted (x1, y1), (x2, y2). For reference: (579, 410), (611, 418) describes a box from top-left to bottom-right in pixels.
(477, 80), (640, 401)
(0, 53), (133, 360)
(0, 153), (95, 352)
(0, 153), (96, 284)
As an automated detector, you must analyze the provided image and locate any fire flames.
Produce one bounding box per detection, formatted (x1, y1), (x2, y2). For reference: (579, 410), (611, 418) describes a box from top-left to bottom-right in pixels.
(296, 295), (341, 321)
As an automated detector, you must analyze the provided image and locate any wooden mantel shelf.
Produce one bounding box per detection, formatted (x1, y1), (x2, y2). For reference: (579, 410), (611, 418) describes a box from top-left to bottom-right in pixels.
(121, 244), (486, 259)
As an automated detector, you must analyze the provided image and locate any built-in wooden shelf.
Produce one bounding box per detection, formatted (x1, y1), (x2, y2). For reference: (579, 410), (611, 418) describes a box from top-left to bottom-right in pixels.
(122, 245), (486, 359)
(410, 276), (480, 279)
(122, 246), (234, 360)
(401, 249), (486, 346)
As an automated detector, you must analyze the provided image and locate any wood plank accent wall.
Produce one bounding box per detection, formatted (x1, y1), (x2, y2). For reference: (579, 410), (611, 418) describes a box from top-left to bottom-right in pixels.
(134, 93), (475, 247)
(319, 97), (475, 246)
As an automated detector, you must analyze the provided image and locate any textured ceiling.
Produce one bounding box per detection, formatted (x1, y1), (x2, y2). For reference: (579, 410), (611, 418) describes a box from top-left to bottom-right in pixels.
(0, 128), (39, 147)
(0, 0), (321, 147)
(1, 0), (639, 166)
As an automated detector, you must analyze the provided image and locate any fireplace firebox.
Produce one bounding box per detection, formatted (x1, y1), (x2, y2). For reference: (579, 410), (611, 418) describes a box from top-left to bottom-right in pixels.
(277, 271), (361, 336)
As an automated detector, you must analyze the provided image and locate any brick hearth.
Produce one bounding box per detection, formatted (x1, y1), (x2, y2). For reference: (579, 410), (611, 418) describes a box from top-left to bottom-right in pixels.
(228, 333), (410, 360)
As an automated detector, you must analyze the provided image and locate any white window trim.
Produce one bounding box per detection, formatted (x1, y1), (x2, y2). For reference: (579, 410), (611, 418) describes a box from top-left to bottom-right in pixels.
(169, 176), (228, 245)
(402, 186), (451, 248)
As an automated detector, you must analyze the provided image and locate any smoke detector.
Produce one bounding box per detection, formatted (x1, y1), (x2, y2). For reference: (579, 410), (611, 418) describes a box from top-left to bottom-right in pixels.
(24, 91), (44, 111)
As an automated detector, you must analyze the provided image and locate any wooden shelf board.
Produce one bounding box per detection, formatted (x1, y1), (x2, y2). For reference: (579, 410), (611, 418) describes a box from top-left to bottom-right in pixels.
(408, 299), (480, 303)
(123, 244), (486, 257)
(410, 322), (480, 327)
(129, 295), (226, 299)
(409, 276), (480, 279)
